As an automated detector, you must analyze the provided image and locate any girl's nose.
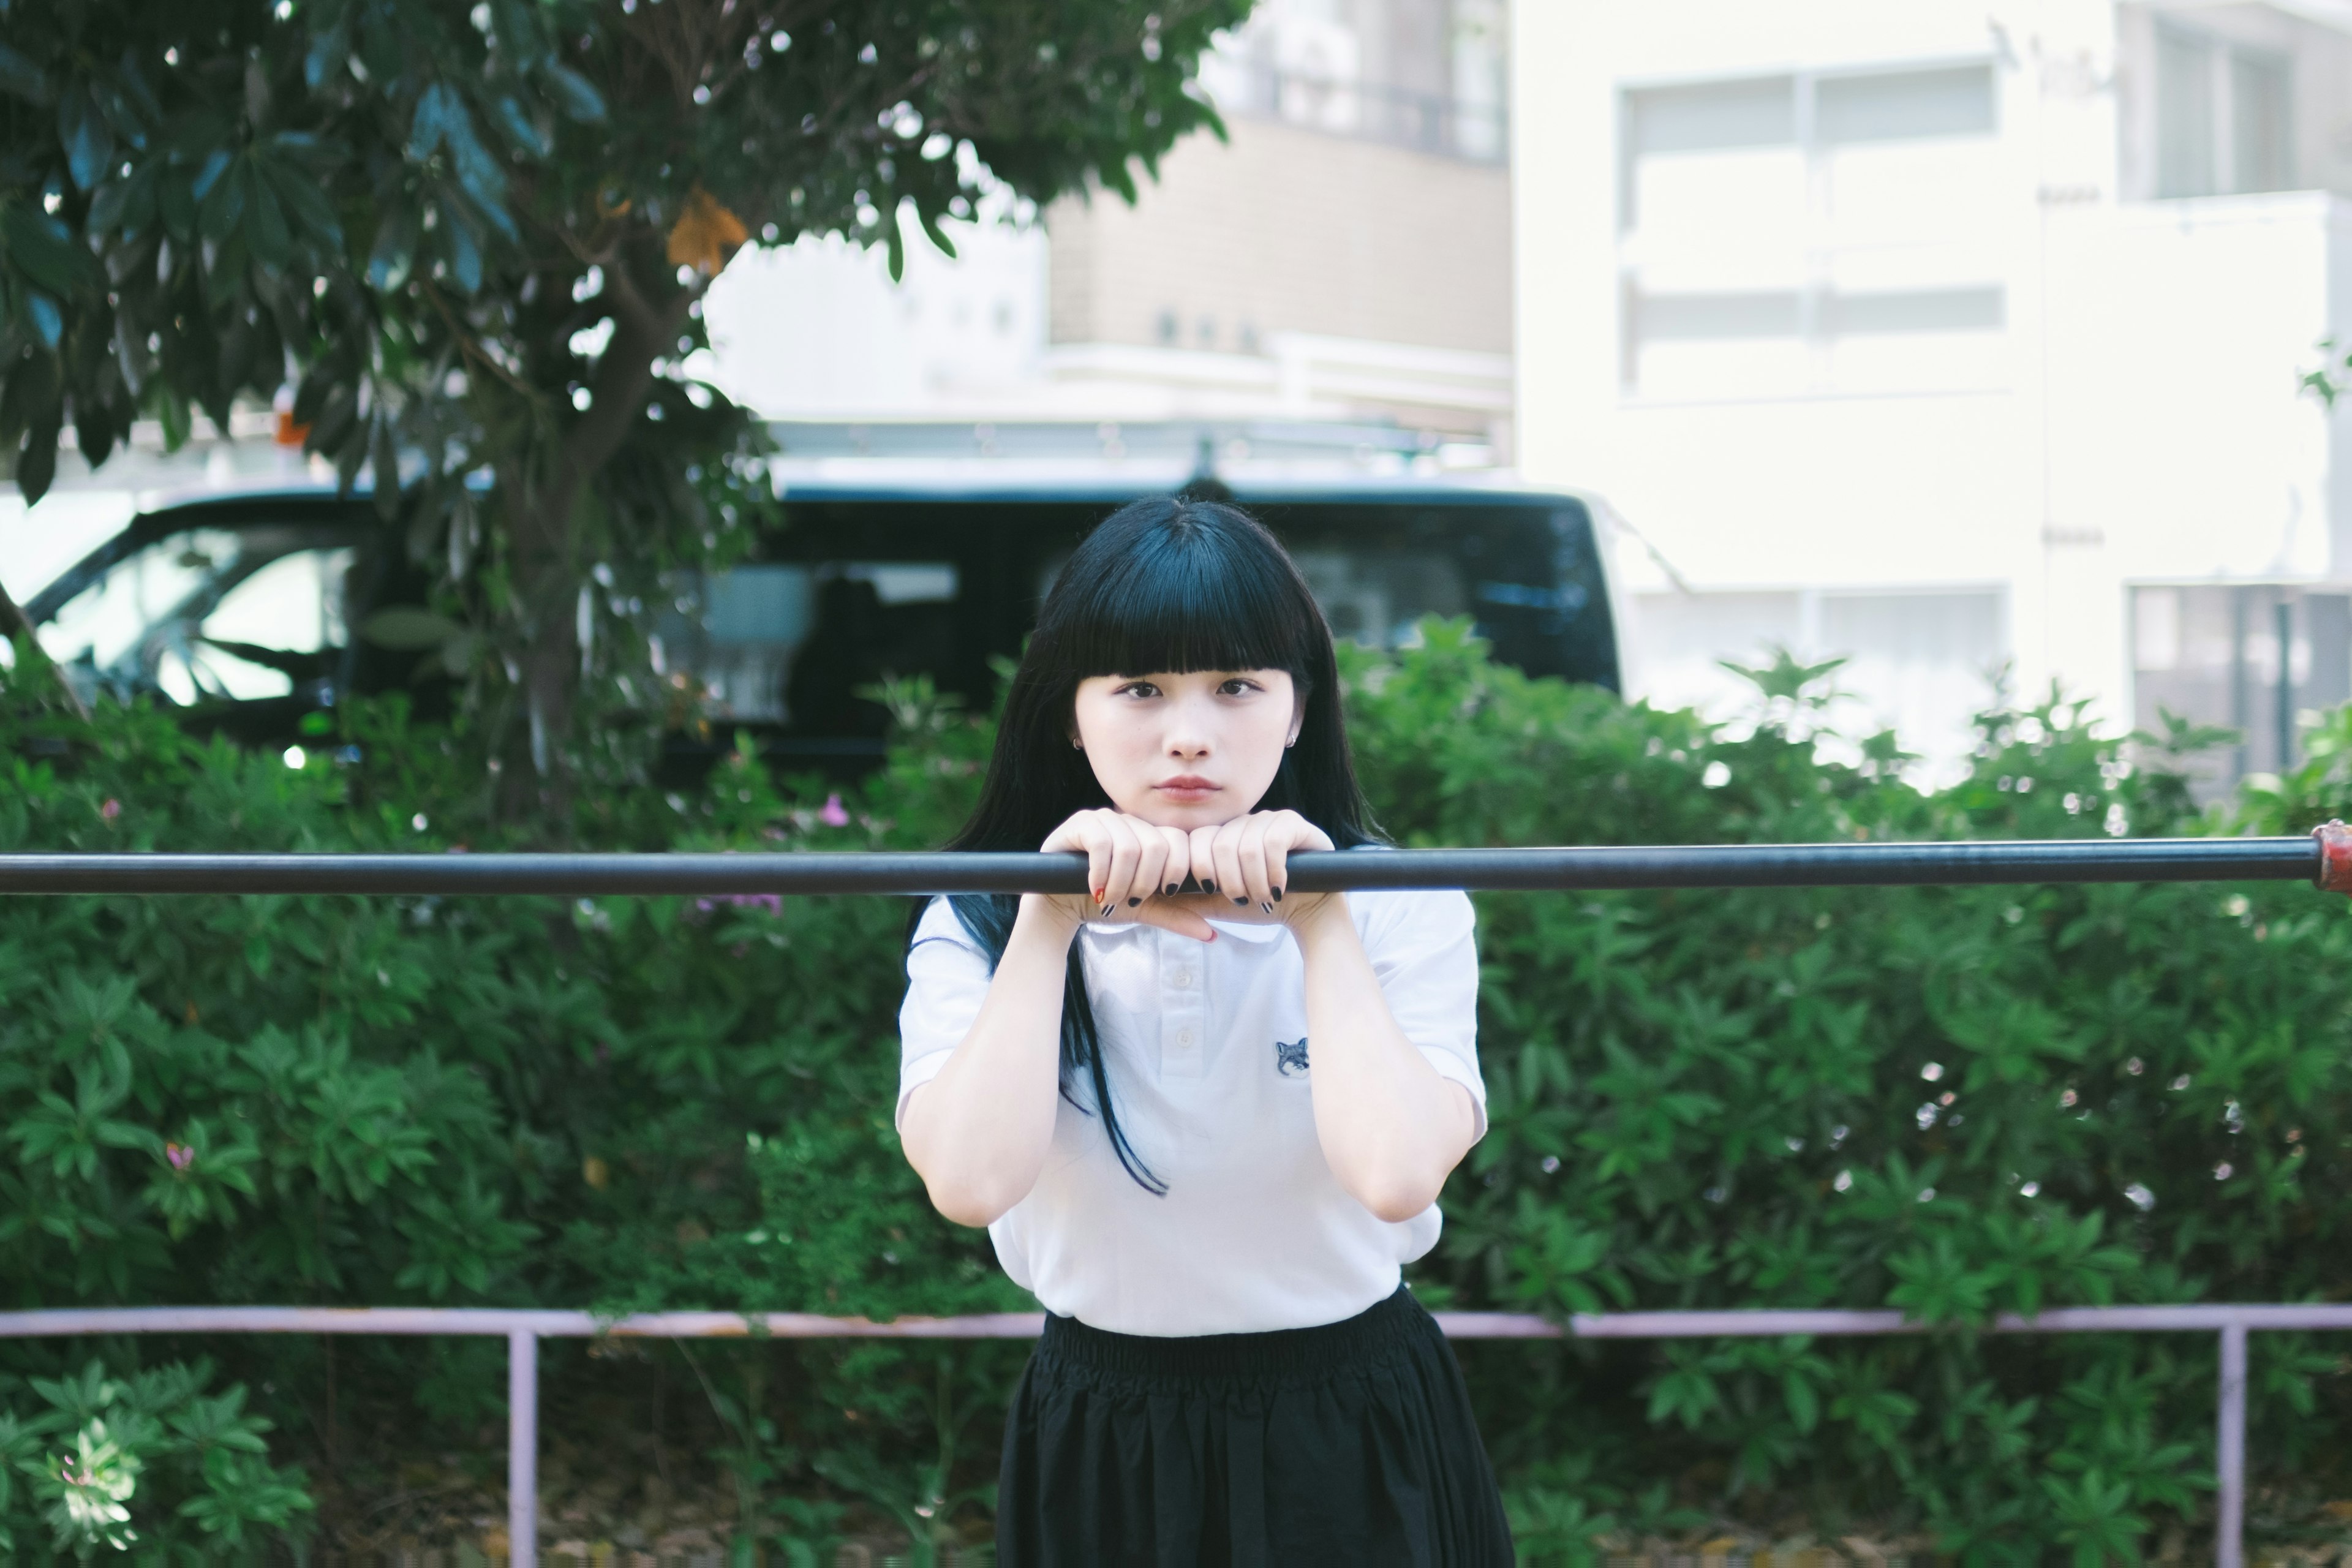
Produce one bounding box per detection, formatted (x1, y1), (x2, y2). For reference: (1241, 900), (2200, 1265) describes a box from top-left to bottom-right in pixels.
(1164, 717), (1212, 756)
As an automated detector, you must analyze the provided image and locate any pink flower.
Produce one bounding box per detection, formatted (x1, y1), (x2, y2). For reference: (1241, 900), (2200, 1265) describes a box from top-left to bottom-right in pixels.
(165, 1142), (194, 1171)
(721, 892), (782, 915)
(820, 793), (850, 827)
(100, 798), (121, 821)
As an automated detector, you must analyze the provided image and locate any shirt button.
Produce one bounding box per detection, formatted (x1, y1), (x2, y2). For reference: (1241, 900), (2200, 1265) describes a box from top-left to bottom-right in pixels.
(1175, 1029), (1194, 1047)
(1171, 971), (1191, 989)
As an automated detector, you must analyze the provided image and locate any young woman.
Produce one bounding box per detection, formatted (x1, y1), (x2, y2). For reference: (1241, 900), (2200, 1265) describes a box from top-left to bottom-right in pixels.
(896, 497), (1512, 1566)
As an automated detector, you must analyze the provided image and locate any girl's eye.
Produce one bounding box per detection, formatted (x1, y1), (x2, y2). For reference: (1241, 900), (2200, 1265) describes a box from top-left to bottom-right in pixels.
(1120, 681), (1159, 698)
(1219, 678), (1258, 696)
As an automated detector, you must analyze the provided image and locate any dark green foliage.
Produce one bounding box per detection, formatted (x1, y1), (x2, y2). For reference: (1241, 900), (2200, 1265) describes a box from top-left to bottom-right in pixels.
(3, 625), (2351, 1560)
(0, 0), (1250, 785)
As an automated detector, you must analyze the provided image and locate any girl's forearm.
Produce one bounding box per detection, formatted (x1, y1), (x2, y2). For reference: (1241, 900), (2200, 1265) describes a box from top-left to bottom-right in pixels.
(900, 897), (1082, 1227)
(1295, 903), (1478, 1222)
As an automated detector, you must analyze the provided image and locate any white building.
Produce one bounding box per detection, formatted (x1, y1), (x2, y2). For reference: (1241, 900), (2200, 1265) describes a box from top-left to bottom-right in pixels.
(1515, 0), (2352, 785)
(704, 0), (1517, 469)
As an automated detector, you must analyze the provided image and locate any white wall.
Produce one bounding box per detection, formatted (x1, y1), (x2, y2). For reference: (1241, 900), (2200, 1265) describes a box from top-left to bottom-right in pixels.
(1517, 0), (2352, 778)
(699, 209), (1051, 420)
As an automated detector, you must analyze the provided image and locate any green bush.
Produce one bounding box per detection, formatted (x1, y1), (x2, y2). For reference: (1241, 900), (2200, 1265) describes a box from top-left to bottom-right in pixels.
(2, 624), (2348, 1562)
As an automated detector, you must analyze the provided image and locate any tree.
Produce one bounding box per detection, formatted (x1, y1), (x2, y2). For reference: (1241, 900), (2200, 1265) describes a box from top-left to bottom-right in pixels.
(0, 0), (1247, 807)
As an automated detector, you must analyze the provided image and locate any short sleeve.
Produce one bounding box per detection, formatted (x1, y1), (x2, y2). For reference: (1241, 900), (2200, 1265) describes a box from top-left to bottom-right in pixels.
(1355, 886), (1487, 1140)
(897, 897), (995, 1131)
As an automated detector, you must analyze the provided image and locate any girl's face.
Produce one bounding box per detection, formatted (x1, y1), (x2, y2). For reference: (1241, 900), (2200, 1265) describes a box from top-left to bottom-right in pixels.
(1071, 669), (1304, 829)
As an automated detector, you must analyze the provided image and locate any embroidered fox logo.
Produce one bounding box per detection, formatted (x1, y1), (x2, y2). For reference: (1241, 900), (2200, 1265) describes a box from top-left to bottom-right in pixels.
(1275, 1037), (1310, 1077)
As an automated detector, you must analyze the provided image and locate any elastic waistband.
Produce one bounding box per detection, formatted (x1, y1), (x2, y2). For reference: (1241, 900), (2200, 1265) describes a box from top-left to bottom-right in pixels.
(1038, 1286), (1430, 1382)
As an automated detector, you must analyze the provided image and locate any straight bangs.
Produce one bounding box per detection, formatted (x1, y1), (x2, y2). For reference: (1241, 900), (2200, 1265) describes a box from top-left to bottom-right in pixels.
(1049, 513), (1327, 685)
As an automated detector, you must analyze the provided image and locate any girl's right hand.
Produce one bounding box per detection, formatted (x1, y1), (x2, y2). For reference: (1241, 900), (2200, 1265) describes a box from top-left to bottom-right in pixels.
(1033, 809), (1221, 943)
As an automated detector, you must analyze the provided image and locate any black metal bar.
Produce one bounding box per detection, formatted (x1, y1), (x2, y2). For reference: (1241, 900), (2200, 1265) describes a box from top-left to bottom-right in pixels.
(0, 837), (2321, 897)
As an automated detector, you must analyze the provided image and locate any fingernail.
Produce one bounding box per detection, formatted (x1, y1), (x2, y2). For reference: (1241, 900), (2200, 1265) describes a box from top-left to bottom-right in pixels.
(1202, 880), (1216, 894)
(1234, 895), (1249, 906)
(1092, 887), (1105, 904)
(1272, 888), (1284, 901)
(1166, 883), (1181, 896)
(1127, 897), (1142, 907)
(1262, 902), (1275, 914)
(1100, 903), (1114, 918)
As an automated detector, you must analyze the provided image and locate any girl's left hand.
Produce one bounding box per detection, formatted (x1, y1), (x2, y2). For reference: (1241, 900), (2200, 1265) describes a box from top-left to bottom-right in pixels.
(1183, 810), (1339, 928)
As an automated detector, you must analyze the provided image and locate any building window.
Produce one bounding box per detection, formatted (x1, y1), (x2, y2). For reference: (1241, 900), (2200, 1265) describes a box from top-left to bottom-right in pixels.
(2155, 24), (2291, 198)
(1629, 586), (2007, 780)
(2132, 585), (2347, 797)
(1618, 64), (2004, 399)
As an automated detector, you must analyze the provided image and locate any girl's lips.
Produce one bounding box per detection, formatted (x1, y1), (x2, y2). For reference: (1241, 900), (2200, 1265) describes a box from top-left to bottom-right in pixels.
(1155, 777), (1218, 799)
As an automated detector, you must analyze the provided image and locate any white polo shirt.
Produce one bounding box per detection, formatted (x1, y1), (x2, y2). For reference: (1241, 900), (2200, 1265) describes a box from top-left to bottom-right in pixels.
(897, 884), (1486, 1338)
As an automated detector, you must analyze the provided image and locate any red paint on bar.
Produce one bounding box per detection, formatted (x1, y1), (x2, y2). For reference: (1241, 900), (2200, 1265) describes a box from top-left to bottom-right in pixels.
(2315, 821), (2352, 894)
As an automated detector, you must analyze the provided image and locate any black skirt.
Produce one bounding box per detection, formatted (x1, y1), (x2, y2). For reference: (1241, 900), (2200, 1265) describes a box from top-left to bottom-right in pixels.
(996, 1286), (1513, 1567)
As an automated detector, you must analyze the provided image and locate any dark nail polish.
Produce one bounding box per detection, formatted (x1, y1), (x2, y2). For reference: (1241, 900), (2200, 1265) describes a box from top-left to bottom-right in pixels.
(1272, 888), (1284, 901)
(1128, 897), (1142, 907)
(1234, 895), (1249, 907)
(1202, 880), (1216, 894)
(1100, 903), (1114, 918)
(1166, 883), (1181, 896)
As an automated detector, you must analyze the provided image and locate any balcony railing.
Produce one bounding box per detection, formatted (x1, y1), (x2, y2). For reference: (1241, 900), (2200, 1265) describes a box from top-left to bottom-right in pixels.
(1215, 64), (1507, 165)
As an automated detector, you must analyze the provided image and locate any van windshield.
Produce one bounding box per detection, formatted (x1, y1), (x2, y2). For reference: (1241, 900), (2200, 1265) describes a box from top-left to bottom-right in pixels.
(662, 494), (1618, 761)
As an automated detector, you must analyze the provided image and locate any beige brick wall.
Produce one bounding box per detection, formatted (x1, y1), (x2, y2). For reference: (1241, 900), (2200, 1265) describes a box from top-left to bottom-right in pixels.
(1046, 116), (1513, 358)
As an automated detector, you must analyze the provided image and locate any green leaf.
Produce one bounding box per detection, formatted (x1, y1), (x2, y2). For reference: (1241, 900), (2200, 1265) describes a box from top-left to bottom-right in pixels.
(111, 51), (162, 126)
(304, 14), (353, 90)
(58, 82), (115, 192)
(366, 203), (417, 290)
(440, 204), (483, 293)
(916, 205), (958, 260)
(1784, 1370), (1820, 1434)
(197, 158), (249, 246)
(492, 96), (548, 157)
(15, 405), (61, 504)
(541, 64), (606, 123)
(247, 173), (292, 271)
(0, 42), (50, 105)
(360, 607), (469, 652)
(408, 81), (460, 162)
(189, 148), (232, 202)
(1, 202), (100, 295)
(23, 290), (61, 349)
(261, 160), (345, 254)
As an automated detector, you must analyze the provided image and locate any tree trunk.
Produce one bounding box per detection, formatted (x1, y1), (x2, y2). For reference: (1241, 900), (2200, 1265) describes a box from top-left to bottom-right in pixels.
(497, 228), (700, 825)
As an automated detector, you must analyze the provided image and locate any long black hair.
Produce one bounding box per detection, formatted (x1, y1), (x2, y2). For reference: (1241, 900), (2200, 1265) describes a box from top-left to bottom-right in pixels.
(921, 496), (1381, 1193)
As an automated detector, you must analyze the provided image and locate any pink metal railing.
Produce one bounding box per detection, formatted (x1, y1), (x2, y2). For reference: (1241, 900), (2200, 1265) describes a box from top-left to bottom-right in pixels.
(6, 1302), (2348, 1566)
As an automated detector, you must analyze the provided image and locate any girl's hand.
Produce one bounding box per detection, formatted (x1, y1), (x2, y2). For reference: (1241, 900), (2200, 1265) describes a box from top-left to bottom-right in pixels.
(1186, 810), (1340, 930)
(1036, 809), (1220, 942)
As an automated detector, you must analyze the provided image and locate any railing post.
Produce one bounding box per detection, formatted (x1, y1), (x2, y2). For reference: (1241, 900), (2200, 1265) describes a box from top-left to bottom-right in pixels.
(508, 1329), (538, 1568)
(2217, 1322), (2247, 1568)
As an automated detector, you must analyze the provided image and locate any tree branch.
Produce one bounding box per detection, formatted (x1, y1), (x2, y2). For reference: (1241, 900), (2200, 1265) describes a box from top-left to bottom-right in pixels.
(421, 282), (541, 402)
(0, 579), (90, 721)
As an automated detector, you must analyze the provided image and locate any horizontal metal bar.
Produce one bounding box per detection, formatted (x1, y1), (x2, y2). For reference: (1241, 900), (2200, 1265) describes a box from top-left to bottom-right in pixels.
(0, 1306), (1052, 1339)
(7, 1303), (2352, 1341)
(0, 836), (2323, 897)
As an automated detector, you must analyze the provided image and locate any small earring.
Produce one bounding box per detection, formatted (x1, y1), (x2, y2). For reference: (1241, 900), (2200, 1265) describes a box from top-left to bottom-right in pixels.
(1071, 737), (1084, 750)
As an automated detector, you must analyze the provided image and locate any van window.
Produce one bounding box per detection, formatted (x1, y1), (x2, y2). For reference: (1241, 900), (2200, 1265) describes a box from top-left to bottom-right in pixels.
(665, 562), (961, 726)
(39, 529), (355, 704)
(1288, 548), (1469, 647)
